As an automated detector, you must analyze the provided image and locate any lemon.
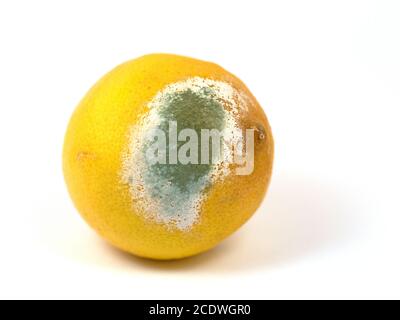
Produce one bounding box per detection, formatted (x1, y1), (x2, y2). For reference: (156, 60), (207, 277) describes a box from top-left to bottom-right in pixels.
(63, 54), (274, 260)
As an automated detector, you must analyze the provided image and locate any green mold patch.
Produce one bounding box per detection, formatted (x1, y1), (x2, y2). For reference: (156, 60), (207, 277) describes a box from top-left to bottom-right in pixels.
(148, 89), (225, 191)
(122, 77), (247, 231)
(142, 88), (225, 227)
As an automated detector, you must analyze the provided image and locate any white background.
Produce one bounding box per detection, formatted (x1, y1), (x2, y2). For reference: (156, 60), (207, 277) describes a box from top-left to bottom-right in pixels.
(0, 0), (399, 300)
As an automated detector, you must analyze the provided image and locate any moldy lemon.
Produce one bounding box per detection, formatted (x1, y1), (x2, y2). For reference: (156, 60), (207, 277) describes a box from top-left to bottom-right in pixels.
(63, 54), (274, 260)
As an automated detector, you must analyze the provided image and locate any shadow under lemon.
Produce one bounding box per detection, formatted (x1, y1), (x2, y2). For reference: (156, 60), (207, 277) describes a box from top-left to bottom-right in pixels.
(97, 172), (358, 273)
